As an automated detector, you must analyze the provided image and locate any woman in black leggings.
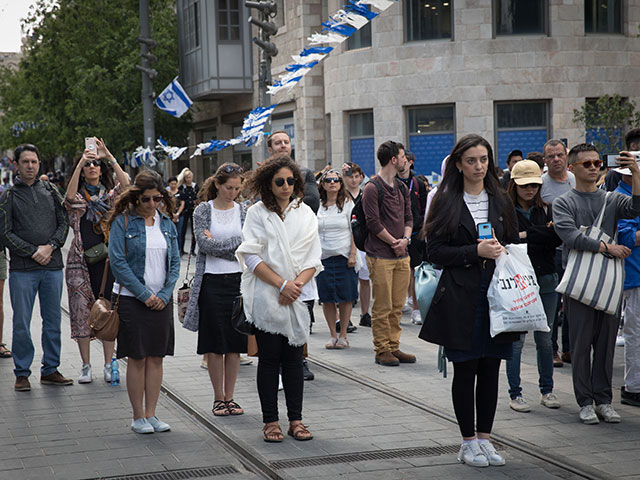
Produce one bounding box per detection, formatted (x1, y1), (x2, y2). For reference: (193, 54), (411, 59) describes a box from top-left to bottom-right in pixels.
(419, 134), (520, 468)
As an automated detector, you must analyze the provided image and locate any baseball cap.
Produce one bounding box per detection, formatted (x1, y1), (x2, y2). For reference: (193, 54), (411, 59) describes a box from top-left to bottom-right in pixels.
(511, 160), (543, 185)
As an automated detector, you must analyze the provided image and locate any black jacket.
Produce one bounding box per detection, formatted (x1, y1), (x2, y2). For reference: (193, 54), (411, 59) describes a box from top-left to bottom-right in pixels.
(419, 192), (521, 351)
(301, 167), (320, 214)
(0, 176), (69, 271)
(397, 170), (428, 233)
(515, 204), (561, 277)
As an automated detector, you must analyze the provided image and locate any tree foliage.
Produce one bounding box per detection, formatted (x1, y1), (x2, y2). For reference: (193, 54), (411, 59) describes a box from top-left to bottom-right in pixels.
(573, 95), (640, 152)
(0, 0), (190, 163)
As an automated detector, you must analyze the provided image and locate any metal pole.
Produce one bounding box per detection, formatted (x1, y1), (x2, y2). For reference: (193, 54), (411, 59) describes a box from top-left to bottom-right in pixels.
(260, 10), (272, 162)
(139, 0), (155, 152)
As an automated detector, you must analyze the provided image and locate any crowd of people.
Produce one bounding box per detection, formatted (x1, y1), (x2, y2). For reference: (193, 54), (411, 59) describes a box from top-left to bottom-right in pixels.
(0, 128), (639, 468)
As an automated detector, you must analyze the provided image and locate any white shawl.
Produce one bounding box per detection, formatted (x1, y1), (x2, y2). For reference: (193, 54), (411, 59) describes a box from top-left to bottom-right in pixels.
(236, 199), (323, 346)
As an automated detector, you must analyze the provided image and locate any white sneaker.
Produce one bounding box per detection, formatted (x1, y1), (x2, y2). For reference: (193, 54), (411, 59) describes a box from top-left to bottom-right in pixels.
(616, 335), (625, 347)
(411, 309), (422, 325)
(579, 405), (599, 424)
(78, 364), (92, 384)
(477, 440), (505, 466)
(200, 356), (208, 369)
(595, 404), (621, 423)
(131, 418), (154, 434)
(146, 415), (171, 432)
(240, 355), (253, 365)
(457, 441), (489, 467)
(402, 297), (412, 314)
(540, 392), (561, 409)
(104, 364), (111, 383)
(509, 396), (531, 412)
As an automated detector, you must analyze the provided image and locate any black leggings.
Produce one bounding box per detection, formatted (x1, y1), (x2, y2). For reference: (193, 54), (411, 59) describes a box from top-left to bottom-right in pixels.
(452, 357), (501, 438)
(255, 329), (304, 423)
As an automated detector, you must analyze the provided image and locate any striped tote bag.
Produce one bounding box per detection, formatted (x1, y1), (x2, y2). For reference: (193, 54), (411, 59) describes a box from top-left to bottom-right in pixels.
(556, 193), (624, 315)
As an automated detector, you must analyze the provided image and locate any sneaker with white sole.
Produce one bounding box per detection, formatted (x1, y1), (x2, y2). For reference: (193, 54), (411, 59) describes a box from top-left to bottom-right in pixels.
(239, 355), (253, 366)
(146, 416), (171, 432)
(540, 392), (561, 409)
(616, 335), (625, 347)
(509, 396), (531, 412)
(131, 418), (154, 434)
(579, 405), (599, 424)
(104, 364), (111, 383)
(457, 441), (489, 467)
(402, 298), (412, 314)
(411, 309), (422, 325)
(477, 440), (505, 466)
(595, 404), (621, 423)
(78, 364), (92, 384)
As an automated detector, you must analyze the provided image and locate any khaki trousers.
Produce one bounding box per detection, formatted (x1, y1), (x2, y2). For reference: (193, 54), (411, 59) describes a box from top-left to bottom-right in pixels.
(366, 255), (411, 355)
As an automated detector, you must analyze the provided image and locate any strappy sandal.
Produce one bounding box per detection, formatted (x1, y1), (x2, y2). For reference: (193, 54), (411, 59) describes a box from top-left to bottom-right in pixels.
(263, 422), (283, 443)
(212, 400), (229, 416)
(225, 400), (244, 415)
(288, 422), (313, 441)
(0, 344), (11, 358)
(325, 337), (338, 349)
(335, 338), (349, 349)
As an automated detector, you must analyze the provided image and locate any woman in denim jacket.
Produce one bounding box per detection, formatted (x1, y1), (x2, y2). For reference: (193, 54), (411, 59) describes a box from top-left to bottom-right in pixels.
(107, 170), (180, 434)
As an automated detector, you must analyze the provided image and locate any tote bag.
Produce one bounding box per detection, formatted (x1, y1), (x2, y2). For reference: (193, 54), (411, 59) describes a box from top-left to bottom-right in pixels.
(556, 192), (624, 315)
(414, 261), (439, 320)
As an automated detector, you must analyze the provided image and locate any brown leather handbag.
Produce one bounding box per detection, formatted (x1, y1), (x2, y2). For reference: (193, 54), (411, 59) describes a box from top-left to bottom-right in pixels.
(89, 257), (120, 341)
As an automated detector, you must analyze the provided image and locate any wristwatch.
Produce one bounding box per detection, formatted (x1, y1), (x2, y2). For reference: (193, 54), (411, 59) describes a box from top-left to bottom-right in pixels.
(49, 242), (58, 250)
(402, 236), (411, 245)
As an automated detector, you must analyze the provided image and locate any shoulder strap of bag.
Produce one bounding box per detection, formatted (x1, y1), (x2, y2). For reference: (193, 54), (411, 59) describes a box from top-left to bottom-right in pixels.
(98, 258), (110, 298)
(594, 192), (610, 230)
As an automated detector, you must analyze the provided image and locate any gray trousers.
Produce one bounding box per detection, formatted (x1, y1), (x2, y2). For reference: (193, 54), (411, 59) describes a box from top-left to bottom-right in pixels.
(565, 296), (619, 407)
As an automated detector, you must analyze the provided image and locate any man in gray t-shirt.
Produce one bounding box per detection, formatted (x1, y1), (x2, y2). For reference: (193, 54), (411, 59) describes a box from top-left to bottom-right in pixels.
(541, 171), (575, 203)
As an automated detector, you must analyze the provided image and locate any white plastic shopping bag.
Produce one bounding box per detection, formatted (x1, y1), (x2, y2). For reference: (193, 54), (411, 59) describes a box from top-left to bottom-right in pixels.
(487, 244), (549, 338)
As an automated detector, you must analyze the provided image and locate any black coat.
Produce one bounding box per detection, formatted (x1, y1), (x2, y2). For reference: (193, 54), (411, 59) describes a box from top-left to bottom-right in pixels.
(418, 192), (521, 351)
(515, 204), (561, 277)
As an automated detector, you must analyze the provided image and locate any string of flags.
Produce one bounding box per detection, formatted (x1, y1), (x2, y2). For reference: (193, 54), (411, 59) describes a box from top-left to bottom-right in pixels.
(134, 0), (397, 164)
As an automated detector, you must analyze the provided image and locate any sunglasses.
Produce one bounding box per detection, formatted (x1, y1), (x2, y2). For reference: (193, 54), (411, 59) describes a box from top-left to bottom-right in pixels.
(140, 195), (163, 203)
(323, 177), (341, 184)
(274, 177), (295, 187)
(518, 183), (540, 189)
(84, 160), (102, 168)
(574, 160), (602, 169)
(222, 164), (244, 174)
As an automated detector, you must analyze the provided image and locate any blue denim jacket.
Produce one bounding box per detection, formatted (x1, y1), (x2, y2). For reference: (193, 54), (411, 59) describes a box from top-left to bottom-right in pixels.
(108, 210), (180, 304)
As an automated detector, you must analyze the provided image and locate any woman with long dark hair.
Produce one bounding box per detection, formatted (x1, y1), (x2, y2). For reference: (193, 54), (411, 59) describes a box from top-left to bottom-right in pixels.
(183, 163), (248, 417)
(107, 170), (180, 434)
(65, 138), (129, 383)
(236, 156), (322, 443)
(419, 134), (519, 468)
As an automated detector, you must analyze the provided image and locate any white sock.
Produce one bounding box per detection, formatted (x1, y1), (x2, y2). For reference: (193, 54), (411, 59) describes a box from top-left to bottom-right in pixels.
(477, 438), (491, 445)
(462, 439), (477, 445)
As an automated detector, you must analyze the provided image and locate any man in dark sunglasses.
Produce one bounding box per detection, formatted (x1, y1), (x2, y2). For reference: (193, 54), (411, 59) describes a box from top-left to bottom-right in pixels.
(553, 143), (640, 425)
(0, 144), (71, 392)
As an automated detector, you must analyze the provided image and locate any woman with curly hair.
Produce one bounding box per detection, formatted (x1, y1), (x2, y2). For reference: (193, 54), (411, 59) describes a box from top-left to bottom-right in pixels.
(183, 163), (248, 417)
(236, 155), (322, 443)
(316, 169), (358, 349)
(107, 170), (180, 434)
(65, 138), (129, 383)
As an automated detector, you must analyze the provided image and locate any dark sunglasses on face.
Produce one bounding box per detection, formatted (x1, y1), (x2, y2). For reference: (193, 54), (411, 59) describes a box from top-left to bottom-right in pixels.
(518, 183), (540, 189)
(84, 160), (101, 168)
(323, 177), (341, 184)
(574, 160), (602, 169)
(140, 195), (163, 203)
(274, 177), (295, 187)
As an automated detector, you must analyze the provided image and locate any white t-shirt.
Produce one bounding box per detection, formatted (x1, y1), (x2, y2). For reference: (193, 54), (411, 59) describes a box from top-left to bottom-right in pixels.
(317, 201), (354, 260)
(205, 201), (242, 274)
(463, 189), (489, 226)
(114, 211), (168, 297)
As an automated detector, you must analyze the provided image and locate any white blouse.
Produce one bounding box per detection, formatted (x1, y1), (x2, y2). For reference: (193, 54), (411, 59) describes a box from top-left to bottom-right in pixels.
(317, 201), (354, 260)
(204, 201), (242, 274)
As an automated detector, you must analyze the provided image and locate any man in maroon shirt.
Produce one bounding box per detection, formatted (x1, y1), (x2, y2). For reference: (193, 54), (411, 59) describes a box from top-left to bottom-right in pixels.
(362, 141), (415, 366)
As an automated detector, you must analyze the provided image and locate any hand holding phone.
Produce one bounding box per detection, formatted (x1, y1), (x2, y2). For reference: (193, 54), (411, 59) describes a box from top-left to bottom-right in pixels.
(85, 137), (97, 154)
(477, 222), (492, 240)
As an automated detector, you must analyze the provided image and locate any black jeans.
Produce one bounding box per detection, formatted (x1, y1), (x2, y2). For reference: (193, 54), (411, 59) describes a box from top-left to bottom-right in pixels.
(451, 358), (501, 438)
(255, 329), (304, 423)
(179, 210), (195, 254)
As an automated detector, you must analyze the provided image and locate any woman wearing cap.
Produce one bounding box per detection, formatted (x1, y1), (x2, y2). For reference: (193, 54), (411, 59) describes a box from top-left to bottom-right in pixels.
(505, 160), (562, 413)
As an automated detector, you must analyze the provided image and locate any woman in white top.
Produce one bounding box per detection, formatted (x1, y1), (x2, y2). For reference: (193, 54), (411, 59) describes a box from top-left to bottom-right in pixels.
(236, 156), (322, 443)
(183, 163), (248, 417)
(316, 170), (358, 349)
(107, 170), (180, 434)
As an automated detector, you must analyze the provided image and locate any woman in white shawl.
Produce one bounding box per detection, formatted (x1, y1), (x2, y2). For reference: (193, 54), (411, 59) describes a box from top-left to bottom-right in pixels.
(236, 156), (322, 443)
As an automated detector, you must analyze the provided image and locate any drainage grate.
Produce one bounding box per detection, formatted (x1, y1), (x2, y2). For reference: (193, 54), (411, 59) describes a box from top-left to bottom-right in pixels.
(270, 445), (462, 470)
(93, 465), (240, 480)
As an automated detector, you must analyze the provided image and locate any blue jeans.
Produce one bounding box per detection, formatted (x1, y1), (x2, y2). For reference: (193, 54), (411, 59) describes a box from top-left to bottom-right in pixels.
(506, 273), (558, 398)
(10, 269), (64, 378)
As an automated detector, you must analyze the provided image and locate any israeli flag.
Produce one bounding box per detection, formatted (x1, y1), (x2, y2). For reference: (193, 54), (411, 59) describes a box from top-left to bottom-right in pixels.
(155, 77), (193, 118)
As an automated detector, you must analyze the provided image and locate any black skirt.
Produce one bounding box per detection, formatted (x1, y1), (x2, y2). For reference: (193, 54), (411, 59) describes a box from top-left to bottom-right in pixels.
(197, 273), (248, 355)
(116, 296), (175, 359)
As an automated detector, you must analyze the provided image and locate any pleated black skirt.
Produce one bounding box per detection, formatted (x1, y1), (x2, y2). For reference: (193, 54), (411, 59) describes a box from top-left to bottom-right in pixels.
(116, 296), (175, 359)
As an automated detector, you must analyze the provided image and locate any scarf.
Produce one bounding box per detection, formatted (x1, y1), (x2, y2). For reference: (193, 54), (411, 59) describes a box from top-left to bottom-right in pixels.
(82, 181), (110, 224)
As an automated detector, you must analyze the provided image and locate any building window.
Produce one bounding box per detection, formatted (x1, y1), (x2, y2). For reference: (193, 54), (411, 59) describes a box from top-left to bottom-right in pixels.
(584, 97), (628, 151)
(184, 0), (200, 51)
(585, 0), (622, 34)
(274, 0), (286, 29)
(407, 105), (455, 180)
(347, 5), (372, 50)
(495, 101), (549, 169)
(405, 0), (452, 42)
(218, 0), (241, 42)
(349, 111), (375, 177)
(494, 0), (547, 36)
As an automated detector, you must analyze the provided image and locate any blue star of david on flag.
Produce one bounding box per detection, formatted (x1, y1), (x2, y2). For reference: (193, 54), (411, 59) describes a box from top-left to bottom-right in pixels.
(155, 77), (193, 118)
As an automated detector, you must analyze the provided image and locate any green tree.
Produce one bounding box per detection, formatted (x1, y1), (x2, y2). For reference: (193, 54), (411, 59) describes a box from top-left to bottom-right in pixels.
(573, 95), (640, 152)
(0, 0), (190, 165)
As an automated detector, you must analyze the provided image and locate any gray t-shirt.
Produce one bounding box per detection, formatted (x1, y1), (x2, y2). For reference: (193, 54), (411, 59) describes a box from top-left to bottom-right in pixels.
(552, 188), (640, 267)
(541, 171), (575, 203)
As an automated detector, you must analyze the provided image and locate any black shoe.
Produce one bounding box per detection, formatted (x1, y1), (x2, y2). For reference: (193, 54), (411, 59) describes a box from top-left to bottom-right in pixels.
(359, 313), (371, 327)
(347, 321), (357, 333)
(302, 360), (314, 381)
(621, 386), (640, 407)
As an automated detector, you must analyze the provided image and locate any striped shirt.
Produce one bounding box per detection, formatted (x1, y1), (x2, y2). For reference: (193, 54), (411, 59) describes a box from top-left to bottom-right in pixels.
(463, 189), (489, 226)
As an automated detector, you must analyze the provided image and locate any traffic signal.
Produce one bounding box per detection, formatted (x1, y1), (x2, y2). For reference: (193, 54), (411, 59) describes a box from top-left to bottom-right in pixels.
(245, 1), (278, 59)
(136, 36), (158, 79)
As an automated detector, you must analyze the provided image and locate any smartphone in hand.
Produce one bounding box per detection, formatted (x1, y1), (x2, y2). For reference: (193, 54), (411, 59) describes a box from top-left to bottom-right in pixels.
(85, 137), (97, 154)
(478, 222), (492, 240)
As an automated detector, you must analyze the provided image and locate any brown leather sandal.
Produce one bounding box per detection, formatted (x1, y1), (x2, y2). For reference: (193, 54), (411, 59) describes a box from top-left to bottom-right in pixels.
(225, 400), (244, 415)
(263, 422), (283, 443)
(288, 422), (313, 441)
(212, 400), (229, 416)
